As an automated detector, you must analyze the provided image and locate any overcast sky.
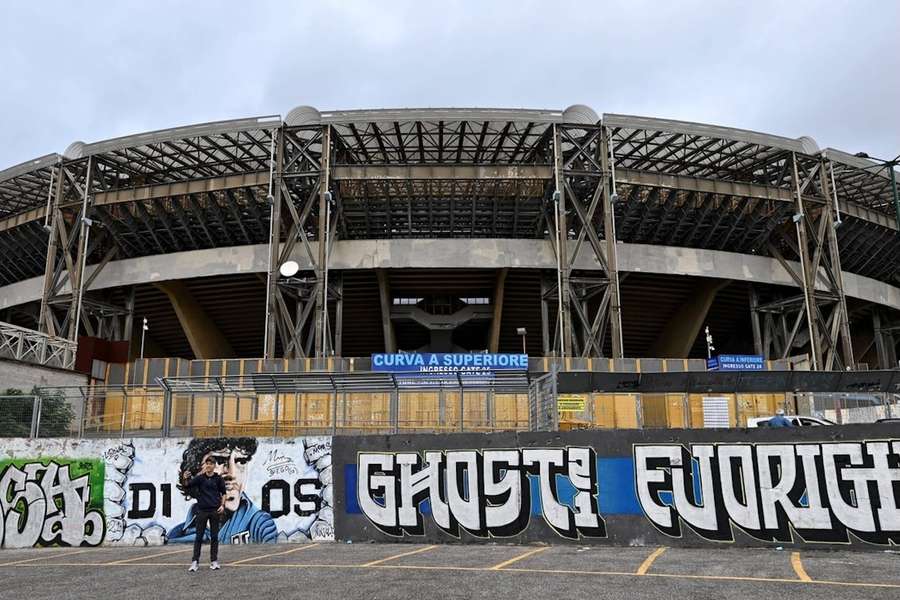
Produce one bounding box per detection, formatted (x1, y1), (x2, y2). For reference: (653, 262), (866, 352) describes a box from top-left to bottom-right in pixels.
(1, 1), (897, 169)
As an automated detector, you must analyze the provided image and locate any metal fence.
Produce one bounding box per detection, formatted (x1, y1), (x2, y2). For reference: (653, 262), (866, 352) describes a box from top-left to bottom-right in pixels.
(9, 375), (900, 439)
(803, 392), (900, 424)
(0, 321), (77, 370)
(0, 394), (79, 438)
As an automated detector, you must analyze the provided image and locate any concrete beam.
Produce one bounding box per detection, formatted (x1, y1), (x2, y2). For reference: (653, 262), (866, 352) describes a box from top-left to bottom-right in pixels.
(392, 305), (493, 330)
(332, 164), (552, 180)
(648, 278), (730, 358)
(94, 172), (271, 206)
(617, 168), (793, 203)
(5, 165), (895, 233)
(616, 168), (897, 231)
(3, 240), (900, 312)
(154, 280), (235, 359)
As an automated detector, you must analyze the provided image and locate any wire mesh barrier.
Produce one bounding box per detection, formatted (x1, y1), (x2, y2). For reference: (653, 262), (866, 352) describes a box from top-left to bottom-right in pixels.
(804, 392), (900, 424)
(6, 369), (900, 438)
(0, 393), (77, 438)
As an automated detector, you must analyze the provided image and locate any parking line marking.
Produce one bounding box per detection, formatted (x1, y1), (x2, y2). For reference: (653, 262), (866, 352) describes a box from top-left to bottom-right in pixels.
(108, 547), (192, 564)
(489, 546), (548, 570)
(636, 547), (666, 575)
(362, 545), (437, 567)
(4, 556), (900, 590)
(229, 543), (320, 565)
(791, 552), (812, 582)
(0, 548), (93, 566)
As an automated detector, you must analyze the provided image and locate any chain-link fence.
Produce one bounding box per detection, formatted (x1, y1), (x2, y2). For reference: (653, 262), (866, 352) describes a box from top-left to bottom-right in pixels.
(7, 375), (900, 439)
(0, 393), (76, 438)
(804, 392), (900, 424)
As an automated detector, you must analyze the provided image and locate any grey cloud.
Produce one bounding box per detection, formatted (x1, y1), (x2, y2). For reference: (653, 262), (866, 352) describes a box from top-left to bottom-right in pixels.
(1, 0), (897, 169)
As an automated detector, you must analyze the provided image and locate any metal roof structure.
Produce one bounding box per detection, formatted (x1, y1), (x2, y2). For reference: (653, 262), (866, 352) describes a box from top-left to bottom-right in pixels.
(0, 105), (897, 371)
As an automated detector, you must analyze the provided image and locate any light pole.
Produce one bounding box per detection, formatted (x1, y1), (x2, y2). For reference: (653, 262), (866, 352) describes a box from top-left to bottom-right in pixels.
(704, 325), (715, 359)
(140, 317), (148, 360)
(516, 327), (527, 355)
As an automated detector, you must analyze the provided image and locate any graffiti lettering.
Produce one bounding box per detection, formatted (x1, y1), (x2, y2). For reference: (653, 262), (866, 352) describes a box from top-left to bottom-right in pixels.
(0, 460), (105, 548)
(261, 478), (323, 518)
(357, 447), (605, 539)
(126, 483), (172, 519)
(634, 441), (900, 545)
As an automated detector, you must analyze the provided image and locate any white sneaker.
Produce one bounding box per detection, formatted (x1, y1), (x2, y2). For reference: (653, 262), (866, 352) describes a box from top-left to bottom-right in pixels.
(188, 561), (198, 572)
(210, 561), (220, 570)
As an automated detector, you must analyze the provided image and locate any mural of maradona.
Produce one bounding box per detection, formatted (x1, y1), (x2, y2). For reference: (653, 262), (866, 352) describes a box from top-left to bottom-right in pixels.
(168, 438), (277, 544)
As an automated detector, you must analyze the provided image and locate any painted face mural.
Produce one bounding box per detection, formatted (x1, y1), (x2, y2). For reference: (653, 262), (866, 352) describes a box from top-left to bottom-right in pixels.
(0, 437), (334, 548)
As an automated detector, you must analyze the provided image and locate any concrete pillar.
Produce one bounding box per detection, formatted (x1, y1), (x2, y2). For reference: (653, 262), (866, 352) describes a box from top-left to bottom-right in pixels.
(155, 281), (235, 359)
(376, 269), (396, 353)
(488, 268), (508, 353)
(648, 278), (730, 358)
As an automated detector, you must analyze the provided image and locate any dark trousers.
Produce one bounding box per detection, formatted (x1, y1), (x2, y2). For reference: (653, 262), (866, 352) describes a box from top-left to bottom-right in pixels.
(191, 509), (220, 562)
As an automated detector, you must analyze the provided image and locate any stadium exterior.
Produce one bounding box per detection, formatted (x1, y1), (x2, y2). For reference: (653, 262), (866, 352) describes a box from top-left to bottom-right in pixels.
(0, 104), (898, 377)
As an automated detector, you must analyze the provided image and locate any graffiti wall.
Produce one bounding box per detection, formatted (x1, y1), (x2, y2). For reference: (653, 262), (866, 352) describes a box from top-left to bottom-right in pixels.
(1, 437), (333, 548)
(334, 426), (900, 549)
(3, 426), (899, 550)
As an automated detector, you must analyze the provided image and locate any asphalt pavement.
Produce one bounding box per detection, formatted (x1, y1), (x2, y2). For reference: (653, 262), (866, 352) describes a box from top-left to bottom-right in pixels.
(1, 542), (899, 600)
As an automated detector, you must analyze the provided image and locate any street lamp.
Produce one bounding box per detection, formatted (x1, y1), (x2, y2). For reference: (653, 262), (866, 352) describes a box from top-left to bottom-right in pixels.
(704, 325), (715, 359)
(279, 260), (300, 278)
(516, 327), (527, 355)
(140, 317), (149, 360)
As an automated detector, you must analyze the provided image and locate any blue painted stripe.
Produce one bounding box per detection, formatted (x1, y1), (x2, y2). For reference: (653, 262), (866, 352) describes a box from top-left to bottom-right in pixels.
(344, 457), (643, 516)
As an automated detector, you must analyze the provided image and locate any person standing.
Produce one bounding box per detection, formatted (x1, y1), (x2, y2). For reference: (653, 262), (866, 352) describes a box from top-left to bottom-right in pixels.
(182, 456), (227, 571)
(767, 408), (794, 428)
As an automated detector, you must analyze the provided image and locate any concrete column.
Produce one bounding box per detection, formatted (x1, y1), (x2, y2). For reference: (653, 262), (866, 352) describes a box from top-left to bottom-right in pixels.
(376, 269), (396, 353)
(315, 125), (332, 357)
(552, 125), (572, 357)
(748, 284), (764, 357)
(601, 126), (624, 358)
(155, 280), (235, 359)
(488, 268), (508, 353)
(264, 128), (283, 359)
(540, 274), (550, 356)
(791, 153), (822, 370)
(648, 278), (729, 358)
(819, 159), (855, 368)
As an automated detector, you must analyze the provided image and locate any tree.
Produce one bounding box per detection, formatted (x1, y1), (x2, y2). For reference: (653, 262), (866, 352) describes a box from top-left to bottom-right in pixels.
(0, 387), (74, 438)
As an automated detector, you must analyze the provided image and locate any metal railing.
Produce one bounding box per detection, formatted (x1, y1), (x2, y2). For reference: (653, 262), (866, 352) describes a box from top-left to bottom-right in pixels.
(9, 373), (900, 439)
(0, 321), (77, 370)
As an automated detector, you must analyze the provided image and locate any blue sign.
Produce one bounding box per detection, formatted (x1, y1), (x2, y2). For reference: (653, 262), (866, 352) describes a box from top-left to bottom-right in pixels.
(707, 354), (764, 371)
(372, 353), (528, 387)
(371, 353), (528, 372)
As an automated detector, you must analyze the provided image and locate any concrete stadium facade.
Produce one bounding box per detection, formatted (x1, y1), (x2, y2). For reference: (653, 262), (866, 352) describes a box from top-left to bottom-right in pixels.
(0, 105), (898, 369)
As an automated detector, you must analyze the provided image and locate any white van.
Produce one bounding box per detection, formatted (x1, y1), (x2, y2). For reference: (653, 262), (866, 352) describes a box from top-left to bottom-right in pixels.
(747, 415), (835, 427)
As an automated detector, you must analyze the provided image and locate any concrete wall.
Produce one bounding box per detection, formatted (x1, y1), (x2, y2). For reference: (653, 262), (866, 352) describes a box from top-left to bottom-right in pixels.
(4, 426), (899, 550)
(0, 358), (88, 391)
(0, 437), (333, 548)
(335, 425), (900, 550)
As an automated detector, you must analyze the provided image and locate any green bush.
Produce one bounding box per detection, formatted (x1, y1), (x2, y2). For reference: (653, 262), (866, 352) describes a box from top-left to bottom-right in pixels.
(0, 387), (74, 437)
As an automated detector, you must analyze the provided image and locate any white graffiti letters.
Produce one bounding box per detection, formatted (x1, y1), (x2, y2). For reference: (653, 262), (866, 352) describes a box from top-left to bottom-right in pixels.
(358, 447), (605, 539)
(634, 441), (900, 545)
(0, 461), (104, 548)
